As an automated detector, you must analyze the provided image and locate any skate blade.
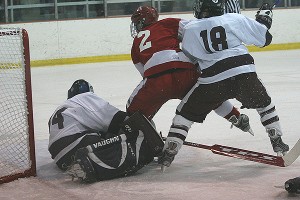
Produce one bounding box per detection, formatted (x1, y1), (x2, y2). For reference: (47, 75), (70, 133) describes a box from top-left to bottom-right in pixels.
(248, 128), (254, 136)
(161, 165), (167, 173)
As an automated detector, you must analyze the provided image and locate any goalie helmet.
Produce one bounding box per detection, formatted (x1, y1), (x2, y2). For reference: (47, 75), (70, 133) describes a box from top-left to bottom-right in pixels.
(193, 0), (225, 19)
(130, 6), (159, 37)
(68, 79), (94, 99)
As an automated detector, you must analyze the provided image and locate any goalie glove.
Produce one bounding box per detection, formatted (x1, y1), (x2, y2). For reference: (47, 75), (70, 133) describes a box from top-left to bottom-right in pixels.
(255, 3), (273, 29)
(285, 177), (300, 194)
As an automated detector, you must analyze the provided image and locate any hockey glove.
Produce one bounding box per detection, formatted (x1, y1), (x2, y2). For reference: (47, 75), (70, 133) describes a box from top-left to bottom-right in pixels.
(285, 177), (300, 194)
(255, 3), (273, 29)
(158, 136), (183, 172)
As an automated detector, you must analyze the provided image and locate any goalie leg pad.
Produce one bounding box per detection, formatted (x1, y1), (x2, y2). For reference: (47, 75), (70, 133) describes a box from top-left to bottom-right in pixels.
(122, 112), (164, 156)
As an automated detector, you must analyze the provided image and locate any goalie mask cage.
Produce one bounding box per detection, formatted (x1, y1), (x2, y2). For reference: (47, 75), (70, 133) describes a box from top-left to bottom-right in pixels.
(0, 28), (36, 184)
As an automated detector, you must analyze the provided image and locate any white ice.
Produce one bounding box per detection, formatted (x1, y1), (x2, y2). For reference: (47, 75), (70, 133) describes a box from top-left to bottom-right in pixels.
(1, 50), (300, 200)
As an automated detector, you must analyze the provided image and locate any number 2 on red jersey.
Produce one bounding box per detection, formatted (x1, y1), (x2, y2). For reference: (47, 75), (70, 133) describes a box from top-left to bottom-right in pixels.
(137, 30), (152, 52)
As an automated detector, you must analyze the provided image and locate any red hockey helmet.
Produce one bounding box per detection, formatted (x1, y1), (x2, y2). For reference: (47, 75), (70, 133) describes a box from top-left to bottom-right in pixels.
(130, 6), (159, 37)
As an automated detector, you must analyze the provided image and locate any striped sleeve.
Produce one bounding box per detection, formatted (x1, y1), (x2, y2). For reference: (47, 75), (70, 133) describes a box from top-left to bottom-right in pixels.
(225, 0), (241, 14)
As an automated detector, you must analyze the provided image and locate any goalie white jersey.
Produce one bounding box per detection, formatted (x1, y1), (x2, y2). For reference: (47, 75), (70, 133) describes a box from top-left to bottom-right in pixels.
(48, 92), (120, 148)
(181, 13), (271, 84)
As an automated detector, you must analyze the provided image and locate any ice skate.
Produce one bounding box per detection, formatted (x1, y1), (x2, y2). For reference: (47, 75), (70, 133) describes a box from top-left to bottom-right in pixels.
(66, 148), (96, 183)
(159, 141), (179, 172)
(229, 114), (254, 136)
(268, 128), (289, 156)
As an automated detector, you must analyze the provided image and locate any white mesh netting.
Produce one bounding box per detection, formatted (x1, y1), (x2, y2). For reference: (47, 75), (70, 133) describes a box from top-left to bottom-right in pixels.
(0, 28), (33, 180)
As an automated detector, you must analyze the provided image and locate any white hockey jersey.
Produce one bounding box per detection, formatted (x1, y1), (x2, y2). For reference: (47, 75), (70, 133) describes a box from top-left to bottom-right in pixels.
(48, 92), (120, 152)
(181, 13), (270, 84)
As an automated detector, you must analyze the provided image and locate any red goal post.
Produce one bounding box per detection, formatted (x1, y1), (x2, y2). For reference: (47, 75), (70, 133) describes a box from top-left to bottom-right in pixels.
(0, 28), (36, 184)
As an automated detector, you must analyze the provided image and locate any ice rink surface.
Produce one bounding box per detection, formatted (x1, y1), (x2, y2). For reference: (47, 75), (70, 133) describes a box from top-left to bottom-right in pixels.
(1, 50), (300, 200)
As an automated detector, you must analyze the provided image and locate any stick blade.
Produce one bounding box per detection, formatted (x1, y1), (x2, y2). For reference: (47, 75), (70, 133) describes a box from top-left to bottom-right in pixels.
(210, 144), (285, 167)
(282, 138), (300, 167)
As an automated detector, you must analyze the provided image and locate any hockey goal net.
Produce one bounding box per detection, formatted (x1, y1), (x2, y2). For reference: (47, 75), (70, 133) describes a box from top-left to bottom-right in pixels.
(0, 28), (36, 184)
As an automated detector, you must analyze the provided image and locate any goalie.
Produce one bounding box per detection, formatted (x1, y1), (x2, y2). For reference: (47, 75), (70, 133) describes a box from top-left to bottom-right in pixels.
(48, 79), (163, 183)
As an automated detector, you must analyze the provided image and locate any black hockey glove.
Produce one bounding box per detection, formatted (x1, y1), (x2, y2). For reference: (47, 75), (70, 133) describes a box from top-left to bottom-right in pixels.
(255, 3), (273, 29)
(285, 177), (300, 194)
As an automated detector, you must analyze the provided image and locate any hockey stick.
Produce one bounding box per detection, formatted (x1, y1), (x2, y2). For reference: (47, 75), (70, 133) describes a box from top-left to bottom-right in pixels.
(272, 0), (281, 9)
(163, 137), (300, 167)
(258, 0), (280, 10)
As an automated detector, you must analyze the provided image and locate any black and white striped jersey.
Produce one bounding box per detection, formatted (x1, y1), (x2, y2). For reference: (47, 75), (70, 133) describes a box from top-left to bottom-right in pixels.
(225, 0), (241, 13)
(181, 13), (270, 84)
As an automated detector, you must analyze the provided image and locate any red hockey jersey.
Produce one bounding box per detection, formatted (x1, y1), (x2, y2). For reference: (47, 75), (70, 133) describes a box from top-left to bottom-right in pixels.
(131, 18), (195, 77)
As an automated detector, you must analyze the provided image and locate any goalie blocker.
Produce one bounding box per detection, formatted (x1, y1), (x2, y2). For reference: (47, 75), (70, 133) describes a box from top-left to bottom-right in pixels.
(67, 112), (164, 182)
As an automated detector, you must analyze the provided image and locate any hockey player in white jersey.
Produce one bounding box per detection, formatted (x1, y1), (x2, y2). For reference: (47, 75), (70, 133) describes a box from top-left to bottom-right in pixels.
(48, 79), (163, 182)
(159, 0), (289, 170)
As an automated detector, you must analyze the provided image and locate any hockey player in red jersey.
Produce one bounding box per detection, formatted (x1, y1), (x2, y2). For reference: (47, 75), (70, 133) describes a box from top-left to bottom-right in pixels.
(127, 5), (252, 133)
